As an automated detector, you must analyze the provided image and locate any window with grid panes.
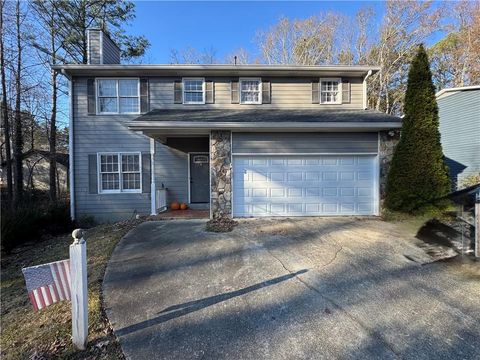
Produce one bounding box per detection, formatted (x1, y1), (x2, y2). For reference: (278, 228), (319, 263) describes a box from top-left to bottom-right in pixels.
(183, 79), (205, 104)
(320, 79), (341, 104)
(97, 79), (139, 114)
(240, 79), (261, 104)
(99, 153), (141, 193)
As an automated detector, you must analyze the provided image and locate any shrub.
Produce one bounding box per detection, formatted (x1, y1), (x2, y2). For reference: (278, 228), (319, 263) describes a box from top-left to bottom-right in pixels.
(385, 44), (451, 213)
(1, 206), (43, 253)
(77, 214), (96, 228)
(1, 200), (74, 253)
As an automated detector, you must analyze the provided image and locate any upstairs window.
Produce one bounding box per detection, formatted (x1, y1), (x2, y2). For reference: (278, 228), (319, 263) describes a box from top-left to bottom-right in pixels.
(320, 78), (342, 104)
(97, 79), (139, 114)
(240, 78), (261, 104)
(183, 78), (205, 104)
(98, 152), (141, 193)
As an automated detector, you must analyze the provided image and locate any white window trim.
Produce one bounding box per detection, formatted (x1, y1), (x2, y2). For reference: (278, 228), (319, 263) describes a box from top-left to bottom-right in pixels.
(96, 78), (140, 115)
(319, 78), (342, 105)
(182, 77), (205, 105)
(239, 77), (262, 105)
(97, 152), (142, 194)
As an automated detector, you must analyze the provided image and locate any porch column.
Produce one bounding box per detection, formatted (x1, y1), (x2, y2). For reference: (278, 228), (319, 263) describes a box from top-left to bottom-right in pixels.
(150, 137), (157, 215)
(210, 130), (232, 219)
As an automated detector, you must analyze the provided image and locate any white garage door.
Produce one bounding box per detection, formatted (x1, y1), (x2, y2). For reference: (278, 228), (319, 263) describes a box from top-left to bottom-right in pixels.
(233, 155), (378, 217)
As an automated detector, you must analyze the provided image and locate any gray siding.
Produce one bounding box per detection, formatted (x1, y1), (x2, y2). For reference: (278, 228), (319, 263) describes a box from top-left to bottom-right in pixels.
(73, 72), (374, 221)
(102, 33), (120, 64)
(232, 132), (378, 154)
(73, 77), (189, 222)
(149, 76), (364, 110)
(153, 145), (188, 207)
(87, 30), (101, 65)
(438, 90), (480, 188)
(87, 30), (120, 65)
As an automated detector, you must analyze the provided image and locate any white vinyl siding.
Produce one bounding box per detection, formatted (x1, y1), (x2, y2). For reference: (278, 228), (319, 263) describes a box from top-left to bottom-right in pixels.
(240, 78), (261, 104)
(98, 152), (142, 193)
(320, 78), (342, 104)
(183, 78), (205, 104)
(97, 78), (140, 114)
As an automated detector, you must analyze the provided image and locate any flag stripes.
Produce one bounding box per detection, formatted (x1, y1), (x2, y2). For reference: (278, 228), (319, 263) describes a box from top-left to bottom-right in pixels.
(22, 259), (71, 311)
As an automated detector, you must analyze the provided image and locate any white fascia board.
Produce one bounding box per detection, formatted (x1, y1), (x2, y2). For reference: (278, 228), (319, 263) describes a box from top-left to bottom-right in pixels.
(436, 85), (480, 98)
(128, 121), (402, 131)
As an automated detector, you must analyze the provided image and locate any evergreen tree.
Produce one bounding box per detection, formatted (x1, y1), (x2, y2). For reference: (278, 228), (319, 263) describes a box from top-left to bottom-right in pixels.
(385, 44), (450, 212)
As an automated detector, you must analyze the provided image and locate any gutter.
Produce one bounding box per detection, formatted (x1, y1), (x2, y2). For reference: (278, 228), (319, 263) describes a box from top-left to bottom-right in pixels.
(128, 121), (402, 131)
(435, 85), (480, 98)
(52, 64), (381, 77)
(61, 69), (75, 221)
(363, 70), (373, 109)
(52, 64), (381, 71)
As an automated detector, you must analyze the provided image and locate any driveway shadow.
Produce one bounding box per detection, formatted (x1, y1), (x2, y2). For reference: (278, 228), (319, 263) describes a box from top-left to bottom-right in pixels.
(116, 269), (308, 337)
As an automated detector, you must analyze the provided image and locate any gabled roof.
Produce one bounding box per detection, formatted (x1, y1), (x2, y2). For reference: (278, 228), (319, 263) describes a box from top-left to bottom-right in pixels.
(128, 109), (401, 133)
(53, 64), (380, 77)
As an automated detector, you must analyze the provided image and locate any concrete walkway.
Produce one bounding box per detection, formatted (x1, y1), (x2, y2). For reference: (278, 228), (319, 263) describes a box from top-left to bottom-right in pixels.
(103, 218), (480, 360)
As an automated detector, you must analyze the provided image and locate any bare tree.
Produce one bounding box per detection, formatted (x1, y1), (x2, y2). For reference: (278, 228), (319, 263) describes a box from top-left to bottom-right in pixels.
(430, 0), (480, 89)
(225, 47), (251, 64)
(169, 46), (218, 64)
(0, 0), (12, 203)
(13, 0), (24, 203)
(257, 14), (341, 65)
(355, 7), (375, 64)
(366, 1), (445, 114)
(32, 0), (62, 202)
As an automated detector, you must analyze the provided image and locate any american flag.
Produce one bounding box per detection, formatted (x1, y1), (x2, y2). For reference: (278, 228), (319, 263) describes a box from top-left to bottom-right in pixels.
(22, 259), (71, 311)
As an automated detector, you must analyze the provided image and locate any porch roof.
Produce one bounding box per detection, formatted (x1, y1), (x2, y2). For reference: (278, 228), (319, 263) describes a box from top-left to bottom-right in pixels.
(128, 109), (402, 134)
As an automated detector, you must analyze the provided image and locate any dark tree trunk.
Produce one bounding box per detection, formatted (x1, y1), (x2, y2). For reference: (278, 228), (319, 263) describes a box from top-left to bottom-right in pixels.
(0, 0), (13, 204)
(49, 7), (57, 202)
(81, 5), (87, 64)
(13, 0), (23, 204)
(49, 70), (57, 202)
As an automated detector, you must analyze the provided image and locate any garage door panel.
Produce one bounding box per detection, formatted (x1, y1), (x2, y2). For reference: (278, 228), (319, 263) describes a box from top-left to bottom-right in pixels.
(233, 155), (377, 217)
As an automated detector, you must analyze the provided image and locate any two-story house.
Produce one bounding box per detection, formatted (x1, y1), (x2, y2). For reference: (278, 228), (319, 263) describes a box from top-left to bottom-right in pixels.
(54, 29), (402, 222)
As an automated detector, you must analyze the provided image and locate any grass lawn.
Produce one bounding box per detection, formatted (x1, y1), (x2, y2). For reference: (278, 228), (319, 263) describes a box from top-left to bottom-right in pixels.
(1, 220), (142, 359)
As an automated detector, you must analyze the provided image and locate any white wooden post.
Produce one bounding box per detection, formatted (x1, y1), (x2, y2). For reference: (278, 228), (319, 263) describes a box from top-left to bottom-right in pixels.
(150, 137), (157, 215)
(70, 229), (88, 350)
(475, 190), (480, 258)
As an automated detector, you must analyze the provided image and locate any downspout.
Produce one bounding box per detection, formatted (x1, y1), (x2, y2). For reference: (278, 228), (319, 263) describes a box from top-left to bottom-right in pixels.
(61, 69), (75, 221)
(363, 70), (373, 110)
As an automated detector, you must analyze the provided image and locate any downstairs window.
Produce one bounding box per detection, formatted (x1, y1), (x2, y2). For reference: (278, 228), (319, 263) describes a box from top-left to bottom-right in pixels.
(98, 153), (141, 193)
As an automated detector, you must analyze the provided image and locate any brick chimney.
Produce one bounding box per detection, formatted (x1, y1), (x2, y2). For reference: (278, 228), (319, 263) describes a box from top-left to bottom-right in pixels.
(87, 28), (120, 65)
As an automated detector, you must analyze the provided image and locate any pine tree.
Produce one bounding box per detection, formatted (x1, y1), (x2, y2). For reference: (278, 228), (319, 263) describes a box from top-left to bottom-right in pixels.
(385, 44), (450, 212)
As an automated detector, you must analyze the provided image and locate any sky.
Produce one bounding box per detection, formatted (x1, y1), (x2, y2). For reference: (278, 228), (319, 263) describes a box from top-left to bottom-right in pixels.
(126, 1), (387, 64)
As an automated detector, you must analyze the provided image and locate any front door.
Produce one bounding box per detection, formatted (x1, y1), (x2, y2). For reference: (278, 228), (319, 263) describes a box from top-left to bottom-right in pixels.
(190, 153), (209, 203)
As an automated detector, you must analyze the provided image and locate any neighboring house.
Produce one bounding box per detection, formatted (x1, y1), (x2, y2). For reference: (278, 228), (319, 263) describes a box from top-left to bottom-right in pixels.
(53, 29), (401, 222)
(0, 149), (68, 196)
(436, 86), (480, 189)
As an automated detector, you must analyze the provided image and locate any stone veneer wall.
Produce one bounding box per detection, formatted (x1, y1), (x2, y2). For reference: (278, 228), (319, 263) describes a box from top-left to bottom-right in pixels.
(210, 130), (232, 219)
(379, 130), (401, 199)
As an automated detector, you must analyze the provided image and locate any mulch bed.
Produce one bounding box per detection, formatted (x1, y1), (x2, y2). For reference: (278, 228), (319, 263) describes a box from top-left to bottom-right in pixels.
(205, 218), (238, 232)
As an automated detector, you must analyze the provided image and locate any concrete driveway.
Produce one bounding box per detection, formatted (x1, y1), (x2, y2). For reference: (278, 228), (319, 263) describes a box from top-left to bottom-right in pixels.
(103, 218), (480, 360)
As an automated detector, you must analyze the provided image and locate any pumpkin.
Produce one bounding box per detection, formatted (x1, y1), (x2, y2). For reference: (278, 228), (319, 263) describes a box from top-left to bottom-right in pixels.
(170, 202), (180, 210)
(180, 203), (188, 210)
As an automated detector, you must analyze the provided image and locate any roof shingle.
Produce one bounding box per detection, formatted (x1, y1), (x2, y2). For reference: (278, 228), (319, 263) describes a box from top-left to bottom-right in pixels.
(133, 109), (402, 124)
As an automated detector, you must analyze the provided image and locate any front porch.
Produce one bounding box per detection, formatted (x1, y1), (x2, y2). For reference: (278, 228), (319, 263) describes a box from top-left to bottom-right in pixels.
(152, 209), (210, 219)
(145, 130), (232, 220)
